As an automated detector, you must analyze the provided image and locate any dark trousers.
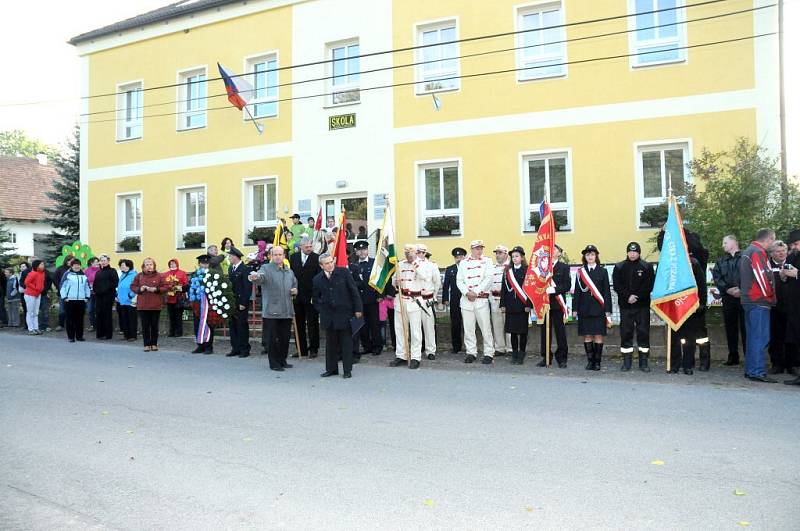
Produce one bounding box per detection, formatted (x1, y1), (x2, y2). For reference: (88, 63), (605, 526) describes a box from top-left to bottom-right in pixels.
(64, 300), (86, 340)
(118, 304), (137, 339)
(670, 314), (701, 370)
(58, 298), (66, 328)
(263, 318), (291, 369)
(293, 299), (319, 356)
(326, 326), (354, 374)
(38, 293), (49, 329)
(139, 310), (160, 347)
(449, 302), (463, 353)
(357, 303), (382, 354)
(0, 295), (7, 325)
(193, 315), (215, 349)
(721, 296), (746, 358)
(387, 307), (397, 349)
(229, 307), (251, 354)
(619, 307), (651, 349)
(20, 295), (27, 329)
(166, 303), (184, 337)
(510, 332), (528, 354)
(87, 294), (96, 328)
(540, 306), (568, 363)
(95, 293), (115, 339)
(769, 308), (799, 369)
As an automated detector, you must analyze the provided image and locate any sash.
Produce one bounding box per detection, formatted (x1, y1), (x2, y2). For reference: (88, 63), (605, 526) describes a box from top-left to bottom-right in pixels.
(196, 292), (212, 344)
(578, 267), (612, 326)
(555, 294), (568, 322)
(505, 268), (528, 304)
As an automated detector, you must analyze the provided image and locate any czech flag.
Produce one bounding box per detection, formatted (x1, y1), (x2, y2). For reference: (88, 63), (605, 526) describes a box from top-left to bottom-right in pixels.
(650, 196), (700, 330)
(217, 63), (253, 110)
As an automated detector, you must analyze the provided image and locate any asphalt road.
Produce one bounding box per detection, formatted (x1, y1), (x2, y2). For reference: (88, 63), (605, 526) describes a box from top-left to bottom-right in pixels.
(1, 334), (798, 530)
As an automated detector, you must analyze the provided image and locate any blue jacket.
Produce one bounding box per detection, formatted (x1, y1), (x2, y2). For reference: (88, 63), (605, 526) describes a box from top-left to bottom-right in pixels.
(116, 269), (137, 306)
(59, 270), (91, 301)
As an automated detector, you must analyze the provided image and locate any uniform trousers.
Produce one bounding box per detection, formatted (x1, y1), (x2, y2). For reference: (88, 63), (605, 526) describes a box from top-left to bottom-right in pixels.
(462, 300), (494, 356)
(489, 299), (509, 353)
(358, 303), (382, 354)
(619, 307), (651, 354)
(448, 302), (463, 353)
(540, 306), (568, 364)
(229, 307), (251, 355)
(420, 302), (436, 355)
(64, 300), (86, 340)
(394, 299), (422, 361)
(670, 313), (701, 370)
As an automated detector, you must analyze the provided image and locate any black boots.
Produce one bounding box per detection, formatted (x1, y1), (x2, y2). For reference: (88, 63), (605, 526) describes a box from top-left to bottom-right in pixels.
(638, 350), (651, 372)
(593, 343), (603, 371)
(698, 343), (711, 372)
(621, 353), (633, 372)
(584, 342), (593, 370)
(511, 352), (526, 365)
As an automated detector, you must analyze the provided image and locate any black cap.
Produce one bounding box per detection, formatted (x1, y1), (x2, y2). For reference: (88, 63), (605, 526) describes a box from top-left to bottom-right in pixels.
(228, 246), (243, 258)
(581, 244), (599, 255)
(510, 246), (526, 256)
(354, 240), (369, 250)
(290, 213), (301, 220)
(196, 254), (211, 263)
(627, 241), (641, 253)
(451, 247), (467, 257)
(787, 229), (800, 244)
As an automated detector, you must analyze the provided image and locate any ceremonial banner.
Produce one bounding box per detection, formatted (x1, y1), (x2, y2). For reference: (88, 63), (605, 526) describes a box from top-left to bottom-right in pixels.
(650, 196), (699, 330)
(524, 200), (555, 320)
(369, 205), (397, 293)
(333, 211), (349, 267)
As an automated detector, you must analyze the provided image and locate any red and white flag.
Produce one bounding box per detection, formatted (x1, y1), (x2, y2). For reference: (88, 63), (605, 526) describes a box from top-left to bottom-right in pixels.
(524, 200), (556, 320)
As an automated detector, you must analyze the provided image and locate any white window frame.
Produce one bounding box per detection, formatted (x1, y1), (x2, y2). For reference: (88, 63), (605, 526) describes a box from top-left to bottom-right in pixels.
(519, 149), (574, 233)
(634, 139), (692, 228)
(176, 185), (207, 248)
(243, 51), (279, 120)
(116, 80), (143, 141)
(628, 0), (687, 68)
(326, 39), (361, 107)
(176, 66), (208, 131)
(242, 176), (279, 244)
(10, 232), (17, 244)
(115, 192), (143, 252)
(414, 18), (460, 95)
(515, 1), (567, 81)
(416, 159), (463, 238)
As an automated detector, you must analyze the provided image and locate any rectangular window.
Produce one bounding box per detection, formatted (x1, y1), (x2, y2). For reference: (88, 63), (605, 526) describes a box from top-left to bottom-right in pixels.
(246, 54), (278, 118)
(517, 3), (566, 80)
(248, 179), (277, 226)
(116, 81), (143, 140)
(418, 162), (461, 236)
(116, 193), (142, 251)
(10, 232), (17, 244)
(177, 68), (207, 130)
(630, 0), (686, 67)
(416, 21), (459, 94)
(328, 40), (360, 106)
(178, 187), (206, 247)
(522, 153), (572, 231)
(637, 142), (689, 226)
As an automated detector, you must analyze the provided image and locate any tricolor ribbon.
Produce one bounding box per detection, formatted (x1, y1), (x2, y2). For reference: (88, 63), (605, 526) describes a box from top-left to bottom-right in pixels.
(577, 267), (612, 326)
(196, 291), (212, 344)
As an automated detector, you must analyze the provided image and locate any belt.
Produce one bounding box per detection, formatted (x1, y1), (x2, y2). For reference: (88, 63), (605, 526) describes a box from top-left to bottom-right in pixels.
(477, 293), (489, 299)
(491, 290), (501, 296)
(421, 293), (434, 300)
(401, 289), (421, 296)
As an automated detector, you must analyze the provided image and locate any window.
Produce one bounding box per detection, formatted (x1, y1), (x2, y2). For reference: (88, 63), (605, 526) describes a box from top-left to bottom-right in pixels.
(178, 187), (206, 247)
(247, 178), (277, 228)
(630, 0), (686, 67)
(116, 81), (142, 140)
(9, 232), (17, 244)
(636, 142), (689, 226)
(517, 3), (566, 80)
(328, 40), (360, 105)
(418, 162), (461, 236)
(116, 193), (142, 251)
(416, 21), (459, 94)
(522, 153), (572, 231)
(177, 68), (207, 130)
(245, 54), (278, 118)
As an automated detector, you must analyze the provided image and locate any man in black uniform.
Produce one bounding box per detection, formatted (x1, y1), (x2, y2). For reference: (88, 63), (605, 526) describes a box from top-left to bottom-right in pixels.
(613, 242), (655, 372)
(442, 247), (466, 353)
(226, 247), (252, 357)
(538, 244), (571, 368)
(711, 235), (746, 366)
(350, 240), (382, 359)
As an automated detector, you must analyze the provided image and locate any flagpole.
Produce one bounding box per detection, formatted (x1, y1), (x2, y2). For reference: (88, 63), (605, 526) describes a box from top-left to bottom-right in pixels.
(545, 310), (551, 367)
(666, 327), (671, 373)
(243, 104), (264, 135)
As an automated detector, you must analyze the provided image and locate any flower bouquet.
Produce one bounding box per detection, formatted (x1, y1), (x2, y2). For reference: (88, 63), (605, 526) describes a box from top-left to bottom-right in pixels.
(189, 266), (236, 327)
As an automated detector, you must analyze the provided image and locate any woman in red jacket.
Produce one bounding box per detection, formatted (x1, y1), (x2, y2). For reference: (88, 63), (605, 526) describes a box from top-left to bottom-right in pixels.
(131, 258), (166, 351)
(162, 258), (189, 337)
(24, 260), (46, 335)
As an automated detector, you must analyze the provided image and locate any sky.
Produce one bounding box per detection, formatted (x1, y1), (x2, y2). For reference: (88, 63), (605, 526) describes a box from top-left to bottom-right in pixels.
(0, 0), (797, 175)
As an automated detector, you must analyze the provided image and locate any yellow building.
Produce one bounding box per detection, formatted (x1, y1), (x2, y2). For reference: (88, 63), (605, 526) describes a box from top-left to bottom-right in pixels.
(70, 0), (779, 266)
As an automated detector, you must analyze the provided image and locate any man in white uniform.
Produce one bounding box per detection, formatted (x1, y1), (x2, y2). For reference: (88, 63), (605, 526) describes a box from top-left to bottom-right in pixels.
(489, 244), (510, 356)
(416, 244), (441, 360)
(456, 240), (495, 364)
(389, 244), (424, 369)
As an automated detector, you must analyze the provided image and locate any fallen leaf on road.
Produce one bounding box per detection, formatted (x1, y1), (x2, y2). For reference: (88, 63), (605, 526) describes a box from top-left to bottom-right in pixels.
(738, 521), (750, 527)
(525, 506), (534, 513)
(101, 411), (109, 416)
(650, 460), (665, 466)
(423, 499), (434, 507)
(734, 489), (746, 496)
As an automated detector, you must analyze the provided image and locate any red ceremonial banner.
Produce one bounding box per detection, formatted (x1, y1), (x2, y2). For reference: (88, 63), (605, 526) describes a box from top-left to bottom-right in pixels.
(524, 201), (556, 320)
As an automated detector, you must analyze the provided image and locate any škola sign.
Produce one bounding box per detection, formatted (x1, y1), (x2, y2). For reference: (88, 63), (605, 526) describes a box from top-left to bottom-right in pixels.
(329, 113), (356, 130)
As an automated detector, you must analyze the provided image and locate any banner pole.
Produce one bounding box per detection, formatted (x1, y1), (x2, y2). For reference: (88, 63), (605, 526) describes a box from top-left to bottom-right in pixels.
(545, 310), (551, 367)
(666, 324), (671, 372)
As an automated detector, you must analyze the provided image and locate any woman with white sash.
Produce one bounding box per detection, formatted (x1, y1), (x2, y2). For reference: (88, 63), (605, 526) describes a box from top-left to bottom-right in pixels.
(572, 245), (612, 370)
(500, 246), (532, 365)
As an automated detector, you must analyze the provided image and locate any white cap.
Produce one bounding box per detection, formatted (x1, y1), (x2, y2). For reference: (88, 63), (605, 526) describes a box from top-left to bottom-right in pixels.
(416, 243), (428, 253)
(493, 244), (509, 253)
(470, 239), (484, 249)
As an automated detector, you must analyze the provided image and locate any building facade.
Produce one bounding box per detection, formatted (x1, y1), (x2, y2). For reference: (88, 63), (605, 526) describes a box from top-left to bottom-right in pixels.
(71, 0), (779, 265)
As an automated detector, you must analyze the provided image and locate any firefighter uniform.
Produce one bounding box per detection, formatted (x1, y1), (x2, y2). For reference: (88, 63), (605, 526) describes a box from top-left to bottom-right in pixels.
(392, 245), (424, 365)
(489, 244), (510, 355)
(416, 244), (440, 359)
(612, 242), (656, 372)
(456, 240), (495, 363)
(442, 248), (466, 353)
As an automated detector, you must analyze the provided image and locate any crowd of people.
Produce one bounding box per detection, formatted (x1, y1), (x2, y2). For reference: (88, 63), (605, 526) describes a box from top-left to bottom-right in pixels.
(1, 215), (798, 386)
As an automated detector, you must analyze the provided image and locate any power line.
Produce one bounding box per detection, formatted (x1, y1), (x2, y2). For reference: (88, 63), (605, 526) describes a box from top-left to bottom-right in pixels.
(78, 32), (776, 126)
(0, 0), (737, 107)
(77, 3), (773, 119)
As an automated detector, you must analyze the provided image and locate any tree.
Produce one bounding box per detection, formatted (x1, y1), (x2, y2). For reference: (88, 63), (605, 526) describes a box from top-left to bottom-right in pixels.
(682, 138), (800, 251)
(0, 129), (57, 158)
(42, 126), (80, 259)
(0, 209), (14, 265)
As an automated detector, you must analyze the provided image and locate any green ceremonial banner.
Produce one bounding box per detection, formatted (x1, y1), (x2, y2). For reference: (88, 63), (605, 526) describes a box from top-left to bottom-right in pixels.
(369, 204), (397, 294)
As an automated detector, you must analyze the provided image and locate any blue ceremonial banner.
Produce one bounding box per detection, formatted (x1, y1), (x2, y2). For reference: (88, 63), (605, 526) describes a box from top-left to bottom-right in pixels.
(650, 197), (699, 330)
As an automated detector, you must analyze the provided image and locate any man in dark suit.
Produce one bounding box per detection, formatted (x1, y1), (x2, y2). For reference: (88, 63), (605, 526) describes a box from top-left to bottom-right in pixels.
(349, 240), (382, 359)
(289, 237), (321, 358)
(442, 247), (466, 353)
(313, 253), (363, 379)
(539, 244), (571, 368)
(227, 247), (252, 358)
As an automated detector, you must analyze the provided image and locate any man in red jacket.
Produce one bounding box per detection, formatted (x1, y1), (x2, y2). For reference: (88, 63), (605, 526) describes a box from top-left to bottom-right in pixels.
(740, 228), (777, 382)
